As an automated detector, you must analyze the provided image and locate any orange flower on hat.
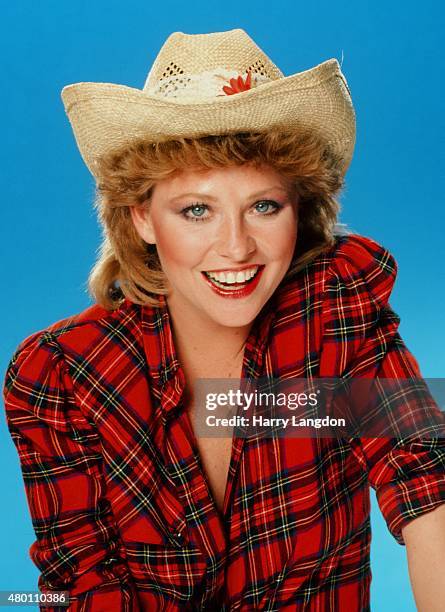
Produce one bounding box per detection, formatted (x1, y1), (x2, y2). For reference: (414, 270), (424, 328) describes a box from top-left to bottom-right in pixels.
(222, 71), (252, 95)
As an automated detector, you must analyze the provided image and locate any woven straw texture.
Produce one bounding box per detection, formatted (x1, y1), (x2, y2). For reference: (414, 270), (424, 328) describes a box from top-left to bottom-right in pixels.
(61, 29), (356, 178)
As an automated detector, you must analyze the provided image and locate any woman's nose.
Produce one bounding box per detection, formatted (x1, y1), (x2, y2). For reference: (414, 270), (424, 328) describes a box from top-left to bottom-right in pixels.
(215, 215), (256, 261)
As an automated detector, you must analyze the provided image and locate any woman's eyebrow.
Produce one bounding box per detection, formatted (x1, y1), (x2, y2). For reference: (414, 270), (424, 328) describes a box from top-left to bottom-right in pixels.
(169, 192), (219, 203)
(248, 186), (291, 198)
(168, 186), (291, 204)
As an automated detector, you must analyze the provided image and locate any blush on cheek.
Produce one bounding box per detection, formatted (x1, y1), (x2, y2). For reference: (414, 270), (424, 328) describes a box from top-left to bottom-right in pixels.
(154, 234), (202, 284)
(155, 219), (213, 274)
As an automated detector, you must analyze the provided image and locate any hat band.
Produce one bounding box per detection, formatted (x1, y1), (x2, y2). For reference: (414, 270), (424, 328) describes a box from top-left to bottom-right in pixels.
(145, 68), (271, 100)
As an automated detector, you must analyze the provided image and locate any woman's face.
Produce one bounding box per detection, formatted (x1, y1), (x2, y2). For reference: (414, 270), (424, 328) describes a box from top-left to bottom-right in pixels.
(130, 163), (298, 329)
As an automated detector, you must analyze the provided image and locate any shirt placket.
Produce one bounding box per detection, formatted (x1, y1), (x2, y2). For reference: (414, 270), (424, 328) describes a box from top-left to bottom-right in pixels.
(160, 371), (229, 606)
(141, 297), (277, 608)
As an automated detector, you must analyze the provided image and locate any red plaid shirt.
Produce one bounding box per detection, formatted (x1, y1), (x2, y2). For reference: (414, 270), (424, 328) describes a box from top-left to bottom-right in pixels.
(4, 234), (445, 611)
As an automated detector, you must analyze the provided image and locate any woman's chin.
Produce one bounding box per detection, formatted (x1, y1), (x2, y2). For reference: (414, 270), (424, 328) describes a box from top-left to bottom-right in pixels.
(200, 302), (262, 329)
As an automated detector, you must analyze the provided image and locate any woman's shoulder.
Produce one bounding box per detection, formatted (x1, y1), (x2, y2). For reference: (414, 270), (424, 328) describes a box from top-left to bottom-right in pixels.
(327, 231), (396, 273)
(276, 232), (398, 312)
(5, 299), (138, 379)
(323, 232), (398, 307)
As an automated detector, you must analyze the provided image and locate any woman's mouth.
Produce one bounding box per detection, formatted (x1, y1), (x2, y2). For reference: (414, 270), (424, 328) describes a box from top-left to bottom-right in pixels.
(201, 265), (265, 298)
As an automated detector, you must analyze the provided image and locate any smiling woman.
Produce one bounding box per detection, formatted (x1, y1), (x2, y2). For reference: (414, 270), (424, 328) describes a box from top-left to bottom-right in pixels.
(91, 129), (341, 311)
(130, 163), (299, 329)
(128, 161), (297, 331)
(3, 28), (445, 612)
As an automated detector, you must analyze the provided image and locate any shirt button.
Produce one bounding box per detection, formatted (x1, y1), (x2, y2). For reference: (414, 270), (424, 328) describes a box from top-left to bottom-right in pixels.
(103, 557), (118, 565)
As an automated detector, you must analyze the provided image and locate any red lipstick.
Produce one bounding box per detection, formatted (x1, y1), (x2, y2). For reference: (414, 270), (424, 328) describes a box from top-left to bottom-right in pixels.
(201, 266), (265, 299)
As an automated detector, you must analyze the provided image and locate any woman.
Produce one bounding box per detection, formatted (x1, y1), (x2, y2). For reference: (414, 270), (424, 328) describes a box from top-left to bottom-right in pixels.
(4, 29), (445, 611)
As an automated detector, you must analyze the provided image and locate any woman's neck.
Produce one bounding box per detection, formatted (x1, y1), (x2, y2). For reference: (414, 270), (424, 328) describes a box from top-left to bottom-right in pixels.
(165, 297), (252, 382)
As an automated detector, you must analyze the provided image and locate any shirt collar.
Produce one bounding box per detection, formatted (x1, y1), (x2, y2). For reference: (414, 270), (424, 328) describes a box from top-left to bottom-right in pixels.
(139, 293), (277, 414)
(139, 294), (181, 387)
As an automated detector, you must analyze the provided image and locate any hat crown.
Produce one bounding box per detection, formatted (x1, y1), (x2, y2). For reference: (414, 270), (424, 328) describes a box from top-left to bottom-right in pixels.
(143, 28), (283, 93)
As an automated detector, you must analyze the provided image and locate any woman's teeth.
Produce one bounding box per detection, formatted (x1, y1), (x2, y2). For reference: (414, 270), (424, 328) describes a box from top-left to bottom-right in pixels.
(204, 266), (259, 289)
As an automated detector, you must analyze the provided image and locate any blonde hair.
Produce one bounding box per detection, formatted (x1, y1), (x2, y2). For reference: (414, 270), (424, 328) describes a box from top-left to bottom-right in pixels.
(91, 129), (344, 310)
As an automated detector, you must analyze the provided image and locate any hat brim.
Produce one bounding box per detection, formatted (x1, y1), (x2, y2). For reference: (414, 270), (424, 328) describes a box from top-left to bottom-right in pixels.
(61, 59), (355, 178)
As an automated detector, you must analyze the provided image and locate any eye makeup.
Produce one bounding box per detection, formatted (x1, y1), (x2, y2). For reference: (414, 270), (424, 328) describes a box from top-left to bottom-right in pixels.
(179, 199), (285, 223)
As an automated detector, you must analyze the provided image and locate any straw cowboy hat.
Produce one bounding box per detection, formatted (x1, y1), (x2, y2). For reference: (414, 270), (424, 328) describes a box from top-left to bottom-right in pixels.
(61, 29), (355, 178)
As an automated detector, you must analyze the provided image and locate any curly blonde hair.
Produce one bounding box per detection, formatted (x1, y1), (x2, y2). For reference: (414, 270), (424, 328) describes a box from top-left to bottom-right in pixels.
(91, 129), (344, 310)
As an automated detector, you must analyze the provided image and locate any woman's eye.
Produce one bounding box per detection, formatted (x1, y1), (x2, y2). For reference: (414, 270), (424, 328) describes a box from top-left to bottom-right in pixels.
(180, 200), (282, 222)
(253, 200), (282, 215)
(181, 203), (209, 222)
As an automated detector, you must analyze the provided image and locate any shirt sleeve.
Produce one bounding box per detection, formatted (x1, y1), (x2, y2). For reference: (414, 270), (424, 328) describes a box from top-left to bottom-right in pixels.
(321, 234), (445, 545)
(3, 330), (141, 611)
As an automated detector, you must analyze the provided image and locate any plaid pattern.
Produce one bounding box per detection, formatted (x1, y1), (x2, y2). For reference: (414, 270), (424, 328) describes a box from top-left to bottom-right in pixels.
(4, 234), (445, 611)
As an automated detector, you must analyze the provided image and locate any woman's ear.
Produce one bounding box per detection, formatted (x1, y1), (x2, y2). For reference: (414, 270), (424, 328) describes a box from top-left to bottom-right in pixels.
(130, 205), (156, 245)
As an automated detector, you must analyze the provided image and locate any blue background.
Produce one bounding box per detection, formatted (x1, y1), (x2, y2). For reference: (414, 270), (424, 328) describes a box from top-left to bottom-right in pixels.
(1, 1), (443, 609)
